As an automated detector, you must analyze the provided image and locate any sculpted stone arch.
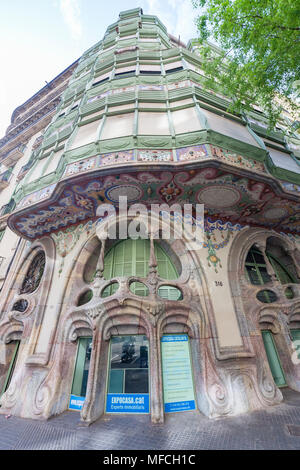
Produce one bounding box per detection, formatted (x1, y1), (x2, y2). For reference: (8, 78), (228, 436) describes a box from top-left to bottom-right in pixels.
(41, 212), (215, 423)
(0, 238), (55, 416)
(95, 213), (213, 335)
(288, 303), (300, 330)
(228, 226), (300, 398)
(59, 214), (241, 423)
(228, 227), (299, 341)
(1, 241), (47, 318)
(25, 230), (108, 421)
(79, 300), (156, 424)
(258, 307), (281, 335)
(0, 237), (56, 418)
(11, 211), (258, 422)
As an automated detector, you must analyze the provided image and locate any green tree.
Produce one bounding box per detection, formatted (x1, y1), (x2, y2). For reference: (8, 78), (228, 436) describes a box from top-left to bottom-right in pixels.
(192, 0), (300, 131)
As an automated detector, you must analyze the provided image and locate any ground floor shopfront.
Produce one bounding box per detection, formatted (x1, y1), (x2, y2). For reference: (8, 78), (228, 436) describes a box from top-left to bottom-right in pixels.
(2, 326), (300, 424)
(69, 333), (196, 416)
(0, 222), (300, 424)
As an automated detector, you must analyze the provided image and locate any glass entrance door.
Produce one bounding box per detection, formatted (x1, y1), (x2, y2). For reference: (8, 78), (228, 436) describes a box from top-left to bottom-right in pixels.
(106, 335), (149, 413)
(261, 330), (286, 387)
(69, 337), (92, 410)
(0, 340), (20, 398)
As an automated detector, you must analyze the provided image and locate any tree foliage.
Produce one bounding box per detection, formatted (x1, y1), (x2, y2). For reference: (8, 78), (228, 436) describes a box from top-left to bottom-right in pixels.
(192, 0), (300, 131)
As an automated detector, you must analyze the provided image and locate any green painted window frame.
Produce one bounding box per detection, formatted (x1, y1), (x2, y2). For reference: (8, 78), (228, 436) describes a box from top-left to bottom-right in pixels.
(261, 330), (286, 387)
(269, 254), (297, 284)
(102, 239), (179, 299)
(245, 247), (297, 302)
(0, 341), (20, 398)
(246, 247), (297, 284)
(245, 248), (271, 287)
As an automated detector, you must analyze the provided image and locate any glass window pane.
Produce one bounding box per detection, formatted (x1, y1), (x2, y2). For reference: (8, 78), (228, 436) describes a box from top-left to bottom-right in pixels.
(110, 336), (149, 370)
(125, 369), (149, 393)
(252, 251), (265, 265)
(256, 289), (277, 303)
(1, 341), (20, 397)
(262, 331), (286, 386)
(106, 335), (150, 414)
(269, 256), (294, 285)
(260, 266), (272, 284)
(71, 337), (92, 397)
(245, 251), (254, 264)
(246, 266), (261, 285)
(108, 369), (124, 393)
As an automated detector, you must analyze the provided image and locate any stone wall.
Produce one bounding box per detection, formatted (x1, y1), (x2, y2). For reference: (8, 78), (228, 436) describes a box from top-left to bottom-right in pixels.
(0, 218), (299, 423)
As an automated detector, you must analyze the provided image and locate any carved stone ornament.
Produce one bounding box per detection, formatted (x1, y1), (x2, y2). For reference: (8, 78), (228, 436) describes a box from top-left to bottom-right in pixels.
(147, 269), (159, 290)
(145, 301), (165, 317)
(87, 304), (105, 320)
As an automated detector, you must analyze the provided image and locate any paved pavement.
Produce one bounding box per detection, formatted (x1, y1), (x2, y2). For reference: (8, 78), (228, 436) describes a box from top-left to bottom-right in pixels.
(0, 388), (300, 450)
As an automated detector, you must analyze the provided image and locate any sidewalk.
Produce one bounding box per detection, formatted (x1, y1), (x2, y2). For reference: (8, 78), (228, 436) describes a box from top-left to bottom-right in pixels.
(0, 388), (300, 450)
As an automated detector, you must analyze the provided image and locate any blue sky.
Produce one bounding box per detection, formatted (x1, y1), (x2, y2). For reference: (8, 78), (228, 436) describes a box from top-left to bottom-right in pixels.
(0, 0), (199, 139)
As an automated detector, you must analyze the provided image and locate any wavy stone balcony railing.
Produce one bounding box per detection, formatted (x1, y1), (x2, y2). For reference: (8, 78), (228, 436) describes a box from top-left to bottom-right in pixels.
(76, 274), (185, 308)
(242, 279), (300, 319)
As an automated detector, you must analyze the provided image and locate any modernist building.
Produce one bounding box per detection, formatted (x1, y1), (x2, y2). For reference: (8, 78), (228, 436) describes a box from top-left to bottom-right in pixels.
(0, 8), (299, 425)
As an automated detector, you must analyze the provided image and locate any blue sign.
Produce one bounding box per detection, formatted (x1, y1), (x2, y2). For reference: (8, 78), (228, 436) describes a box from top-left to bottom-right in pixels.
(69, 394), (85, 411)
(161, 335), (188, 342)
(106, 393), (149, 413)
(165, 400), (196, 413)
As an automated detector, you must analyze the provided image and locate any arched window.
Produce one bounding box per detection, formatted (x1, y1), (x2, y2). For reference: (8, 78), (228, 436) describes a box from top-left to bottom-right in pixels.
(102, 239), (180, 299)
(268, 255), (296, 285)
(20, 251), (45, 294)
(245, 247), (271, 286)
(245, 246), (296, 286)
(245, 246), (297, 302)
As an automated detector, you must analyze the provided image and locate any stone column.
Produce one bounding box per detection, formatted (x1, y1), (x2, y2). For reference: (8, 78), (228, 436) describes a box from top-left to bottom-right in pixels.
(147, 234), (159, 298)
(94, 238), (106, 280)
(149, 234), (158, 276)
(81, 309), (108, 424)
(254, 242), (279, 285)
(149, 326), (164, 424)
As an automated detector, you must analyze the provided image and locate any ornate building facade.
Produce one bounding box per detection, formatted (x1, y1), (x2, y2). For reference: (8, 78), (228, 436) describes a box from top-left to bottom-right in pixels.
(0, 8), (299, 425)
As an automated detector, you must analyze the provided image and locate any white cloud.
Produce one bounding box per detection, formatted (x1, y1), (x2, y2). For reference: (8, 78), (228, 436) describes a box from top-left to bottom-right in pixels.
(59, 0), (82, 39)
(144, 0), (198, 43)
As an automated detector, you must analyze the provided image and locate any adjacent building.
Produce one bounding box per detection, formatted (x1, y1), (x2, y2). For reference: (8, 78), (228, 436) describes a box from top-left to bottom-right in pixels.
(0, 8), (299, 425)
